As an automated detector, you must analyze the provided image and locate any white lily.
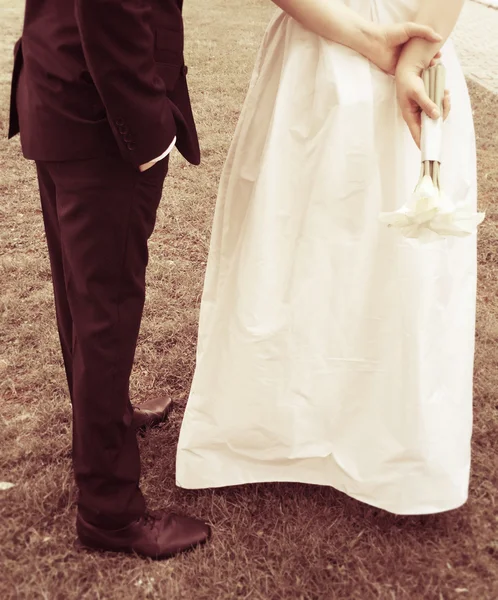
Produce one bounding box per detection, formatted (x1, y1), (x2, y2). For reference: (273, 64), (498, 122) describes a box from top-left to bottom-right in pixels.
(379, 169), (484, 242)
(427, 197), (485, 236)
(379, 172), (438, 230)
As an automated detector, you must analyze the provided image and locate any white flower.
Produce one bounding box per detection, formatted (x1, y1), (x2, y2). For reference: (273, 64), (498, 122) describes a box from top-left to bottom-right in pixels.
(379, 175), (440, 241)
(428, 197), (485, 236)
(379, 177), (484, 242)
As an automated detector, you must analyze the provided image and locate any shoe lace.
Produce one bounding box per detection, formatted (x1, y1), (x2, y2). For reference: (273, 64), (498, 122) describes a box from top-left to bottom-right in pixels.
(140, 510), (161, 531)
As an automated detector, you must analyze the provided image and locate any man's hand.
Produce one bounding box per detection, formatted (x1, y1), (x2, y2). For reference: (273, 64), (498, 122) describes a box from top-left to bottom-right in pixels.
(395, 65), (451, 147)
(366, 22), (442, 75)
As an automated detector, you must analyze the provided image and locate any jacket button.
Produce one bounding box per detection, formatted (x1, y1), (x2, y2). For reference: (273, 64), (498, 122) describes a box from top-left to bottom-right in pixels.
(124, 134), (134, 143)
(118, 125), (128, 135)
(115, 118), (124, 126)
(127, 142), (136, 151)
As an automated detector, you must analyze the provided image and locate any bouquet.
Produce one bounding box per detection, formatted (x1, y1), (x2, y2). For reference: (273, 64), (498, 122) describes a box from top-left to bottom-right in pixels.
(379, 63), (485, 242)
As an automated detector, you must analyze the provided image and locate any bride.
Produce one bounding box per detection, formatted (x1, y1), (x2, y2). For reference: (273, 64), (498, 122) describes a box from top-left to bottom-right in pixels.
(176, 0), (477, 515)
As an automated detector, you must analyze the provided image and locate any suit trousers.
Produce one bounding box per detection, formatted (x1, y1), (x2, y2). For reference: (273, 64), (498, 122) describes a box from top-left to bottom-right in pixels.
(35, 154), (169, 528)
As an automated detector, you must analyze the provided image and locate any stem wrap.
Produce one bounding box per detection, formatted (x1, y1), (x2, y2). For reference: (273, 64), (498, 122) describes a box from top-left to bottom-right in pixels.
(421, 114), (443, 162)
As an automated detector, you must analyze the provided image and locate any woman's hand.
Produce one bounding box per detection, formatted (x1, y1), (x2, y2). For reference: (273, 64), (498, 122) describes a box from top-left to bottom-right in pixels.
(395, 64), (451, 147)
(365, 22), (442, 75)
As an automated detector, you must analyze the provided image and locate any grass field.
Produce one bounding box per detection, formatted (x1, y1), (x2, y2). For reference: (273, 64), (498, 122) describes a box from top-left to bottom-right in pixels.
(0, 1), (497, 598)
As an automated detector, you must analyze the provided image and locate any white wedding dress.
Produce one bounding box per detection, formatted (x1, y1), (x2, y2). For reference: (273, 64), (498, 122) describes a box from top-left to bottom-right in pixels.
(176, 0), (478, 514)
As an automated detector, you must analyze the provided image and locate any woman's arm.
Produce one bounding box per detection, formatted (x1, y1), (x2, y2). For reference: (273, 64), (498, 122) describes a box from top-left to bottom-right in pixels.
(395, 0), (465, 145)
(272, 0), (442, 74)
(272, 0), (384, 58)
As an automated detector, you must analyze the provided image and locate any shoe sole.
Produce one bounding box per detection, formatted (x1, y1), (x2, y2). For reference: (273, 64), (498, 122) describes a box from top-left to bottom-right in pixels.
(74, 530), (211, 560)
(73, 538), (209, 560)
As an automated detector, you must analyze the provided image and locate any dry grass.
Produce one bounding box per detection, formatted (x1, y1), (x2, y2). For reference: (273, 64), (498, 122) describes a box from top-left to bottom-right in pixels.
(0, 1), (497, 599)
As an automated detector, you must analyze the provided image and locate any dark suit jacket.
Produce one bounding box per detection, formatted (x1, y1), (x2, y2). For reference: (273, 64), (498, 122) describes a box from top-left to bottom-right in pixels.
(8, 0), (200, 168)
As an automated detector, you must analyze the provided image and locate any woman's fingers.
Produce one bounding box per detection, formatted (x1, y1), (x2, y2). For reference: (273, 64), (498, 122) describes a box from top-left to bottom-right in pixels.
(397, 71), (443, 148)
(388, 23), (442, 46)
(403, 22), (443, 44)
(411, 78), (440, 119)
(429, 51), (442, 67)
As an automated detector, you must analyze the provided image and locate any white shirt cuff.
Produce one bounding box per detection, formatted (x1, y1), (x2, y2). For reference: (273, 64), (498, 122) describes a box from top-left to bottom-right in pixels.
(149, 136), (176, 164)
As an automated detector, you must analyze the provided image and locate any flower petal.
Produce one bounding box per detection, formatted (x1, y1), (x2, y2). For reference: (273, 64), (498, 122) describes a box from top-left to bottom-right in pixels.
(380, 183), (485, 241)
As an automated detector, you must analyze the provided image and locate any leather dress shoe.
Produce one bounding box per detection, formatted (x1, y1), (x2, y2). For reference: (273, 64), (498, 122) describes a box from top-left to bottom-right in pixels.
(76, 510), (211, 559)
(132, 396), (173, 430)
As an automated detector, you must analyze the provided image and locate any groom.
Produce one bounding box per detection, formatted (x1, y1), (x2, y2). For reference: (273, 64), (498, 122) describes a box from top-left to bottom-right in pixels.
(8, 0), (210, 558)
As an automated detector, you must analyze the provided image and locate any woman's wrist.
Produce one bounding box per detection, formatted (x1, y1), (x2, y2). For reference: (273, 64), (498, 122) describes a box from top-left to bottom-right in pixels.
(396, 38), (441, 75)
(354, 21), (383, 62)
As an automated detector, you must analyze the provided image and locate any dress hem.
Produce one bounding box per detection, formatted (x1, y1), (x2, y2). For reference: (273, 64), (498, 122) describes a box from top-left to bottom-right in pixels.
(175, 472), (468, 516)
